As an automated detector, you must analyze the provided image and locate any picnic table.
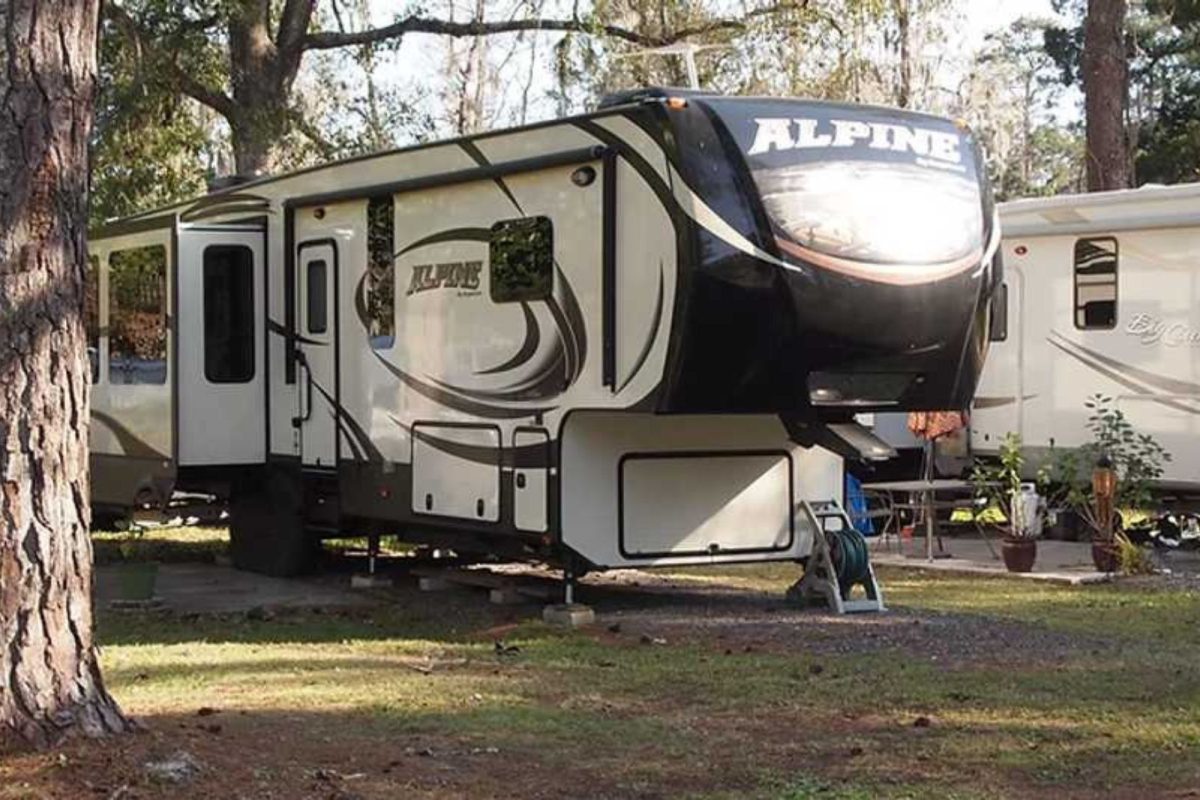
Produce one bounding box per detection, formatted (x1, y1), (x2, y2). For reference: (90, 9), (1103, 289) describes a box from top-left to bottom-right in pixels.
(860, 478), (997, 562)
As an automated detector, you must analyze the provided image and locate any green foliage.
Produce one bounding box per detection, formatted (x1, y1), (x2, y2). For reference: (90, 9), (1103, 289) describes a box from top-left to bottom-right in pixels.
(1043, 0), (1200, 186)
(490, 217), (554, 302)
(1045, 394), (1171, 541)
(970, 432), (1046, 540)
(91, 7), (214, 222)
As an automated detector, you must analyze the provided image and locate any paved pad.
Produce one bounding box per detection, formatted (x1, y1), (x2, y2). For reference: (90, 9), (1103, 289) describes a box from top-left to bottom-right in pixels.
(96, 563), (374, 614)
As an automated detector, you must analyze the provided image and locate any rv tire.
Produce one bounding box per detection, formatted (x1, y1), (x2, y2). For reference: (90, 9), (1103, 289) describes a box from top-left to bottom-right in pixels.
(229, 467), (316, 577)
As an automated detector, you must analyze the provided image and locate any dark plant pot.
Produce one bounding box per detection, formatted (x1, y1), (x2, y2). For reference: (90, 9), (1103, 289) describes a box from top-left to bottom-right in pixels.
(1001, 539), (1037, 573)
(1091, 542), (1120, 573)
(112, 561), (158, 601)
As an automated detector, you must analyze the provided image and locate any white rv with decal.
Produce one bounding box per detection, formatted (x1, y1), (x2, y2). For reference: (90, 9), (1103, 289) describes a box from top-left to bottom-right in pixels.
(87, 89), (998, 593)
(972, 183), (1200, 496)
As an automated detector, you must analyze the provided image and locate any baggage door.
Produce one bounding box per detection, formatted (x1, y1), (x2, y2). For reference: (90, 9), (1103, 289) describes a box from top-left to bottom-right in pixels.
(513, 428), (550, 532)
(295, 239), (339, 469)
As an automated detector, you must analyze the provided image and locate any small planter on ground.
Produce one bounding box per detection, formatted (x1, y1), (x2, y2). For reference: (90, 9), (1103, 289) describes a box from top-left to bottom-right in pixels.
(1043, 395), (1170, 577)
(972, 432), (1045, 574)
(109, 529), (161, 607)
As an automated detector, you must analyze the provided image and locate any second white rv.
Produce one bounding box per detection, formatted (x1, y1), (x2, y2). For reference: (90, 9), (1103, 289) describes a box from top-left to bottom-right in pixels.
(972, 183), (1200, 496)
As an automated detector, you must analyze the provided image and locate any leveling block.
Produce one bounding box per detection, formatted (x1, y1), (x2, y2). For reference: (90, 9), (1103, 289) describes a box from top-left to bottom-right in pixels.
(787, 500), (886, 614)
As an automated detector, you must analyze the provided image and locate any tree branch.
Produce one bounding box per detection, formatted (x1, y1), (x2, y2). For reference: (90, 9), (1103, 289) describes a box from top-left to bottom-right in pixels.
(303, 2), (808, 51)
(105, 2), (236, 120)
(277, 0), (317, 57)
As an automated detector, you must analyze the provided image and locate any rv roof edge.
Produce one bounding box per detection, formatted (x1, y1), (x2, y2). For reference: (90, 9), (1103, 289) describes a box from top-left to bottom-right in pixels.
(1002, 180), (1200, 214)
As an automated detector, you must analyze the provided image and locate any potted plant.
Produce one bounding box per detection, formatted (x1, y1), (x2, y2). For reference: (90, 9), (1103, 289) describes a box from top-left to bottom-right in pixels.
(111, 526), (159, 604)
(1045, 395), (1170, 573)
(971, 432), (1044, 572)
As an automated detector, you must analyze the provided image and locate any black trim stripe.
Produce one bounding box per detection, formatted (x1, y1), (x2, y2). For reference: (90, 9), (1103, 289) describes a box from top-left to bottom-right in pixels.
(286, 147), (607, 210)
(1047, 334), (1199, 415)
(476, 302), (541, 375)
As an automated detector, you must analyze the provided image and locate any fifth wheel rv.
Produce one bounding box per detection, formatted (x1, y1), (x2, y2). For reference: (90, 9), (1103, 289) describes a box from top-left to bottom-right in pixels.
(86, 88), (1000, 592)
(972, 183), (1200, 499)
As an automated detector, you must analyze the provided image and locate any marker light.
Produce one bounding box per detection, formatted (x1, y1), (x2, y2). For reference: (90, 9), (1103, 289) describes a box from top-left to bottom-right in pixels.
(666, 96), (688, 110)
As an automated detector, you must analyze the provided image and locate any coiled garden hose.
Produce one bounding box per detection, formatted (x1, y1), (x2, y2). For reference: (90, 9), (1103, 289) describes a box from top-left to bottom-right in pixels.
(829, 526), (871, 594)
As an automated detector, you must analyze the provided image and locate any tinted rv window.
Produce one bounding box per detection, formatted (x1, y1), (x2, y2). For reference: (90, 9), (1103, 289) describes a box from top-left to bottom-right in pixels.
(86, 255), (100, 383)
(108, 244), (168, 385)
(307, 259), (328, 334)
(203, 245), (255, 383)
(490, 217), (553, 303)
(367, 195), (395, 348)
(989, 283), (1008, 342)
(1074, 237), (1117, 329)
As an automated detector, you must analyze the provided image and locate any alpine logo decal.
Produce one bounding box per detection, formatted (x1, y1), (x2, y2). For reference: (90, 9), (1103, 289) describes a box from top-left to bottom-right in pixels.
(747, 117), (962, 166)
(406, 260), (483, 296)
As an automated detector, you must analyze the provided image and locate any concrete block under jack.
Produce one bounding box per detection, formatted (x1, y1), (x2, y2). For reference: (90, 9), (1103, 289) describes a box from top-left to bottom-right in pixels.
(418, 576), (453, 592)
(489, 587), (526, 605)
(542, 603), (595, 628)
(351, 574), (394, 589)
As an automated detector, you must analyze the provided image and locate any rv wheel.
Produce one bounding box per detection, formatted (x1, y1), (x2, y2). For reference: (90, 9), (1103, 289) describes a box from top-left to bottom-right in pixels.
(229, 467), (317, 577)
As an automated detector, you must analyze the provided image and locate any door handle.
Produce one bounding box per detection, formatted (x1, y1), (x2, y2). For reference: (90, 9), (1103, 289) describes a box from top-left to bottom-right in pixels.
(291, 352), (313, 428)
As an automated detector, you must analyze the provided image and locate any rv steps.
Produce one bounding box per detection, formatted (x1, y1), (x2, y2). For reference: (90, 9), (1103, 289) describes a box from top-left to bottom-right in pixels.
(302, 471), (341, 536)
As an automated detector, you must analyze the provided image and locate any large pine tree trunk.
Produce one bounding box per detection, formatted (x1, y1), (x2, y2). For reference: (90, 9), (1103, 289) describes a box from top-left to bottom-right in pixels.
(0, 0), (129, 749)
(1083, 0), (1130, 191)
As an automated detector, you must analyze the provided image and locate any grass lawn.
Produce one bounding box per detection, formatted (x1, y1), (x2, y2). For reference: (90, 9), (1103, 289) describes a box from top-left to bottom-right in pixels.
(3, 543), (1199, 798)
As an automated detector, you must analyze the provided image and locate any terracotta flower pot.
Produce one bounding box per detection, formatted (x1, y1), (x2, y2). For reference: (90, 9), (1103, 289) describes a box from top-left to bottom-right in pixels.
(1091, 541), (1120, 573)
(1001, 539), (1037, 573)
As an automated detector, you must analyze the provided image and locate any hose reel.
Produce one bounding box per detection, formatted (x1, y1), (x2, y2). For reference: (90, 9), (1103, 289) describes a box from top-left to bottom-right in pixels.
(787, 500), (885, 614)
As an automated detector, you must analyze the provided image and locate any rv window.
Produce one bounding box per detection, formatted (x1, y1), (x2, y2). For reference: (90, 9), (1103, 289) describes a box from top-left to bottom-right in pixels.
(989, 283), (1008, 342)
(1074, 237), (1117, 330)
(203, 245), (255, 383)
(490, 217), (553, 303)
(307, 259), (328, 335)
(86, 255), (100, 383)
(367, 195), (395, 348)
(108, 244), (168, 385)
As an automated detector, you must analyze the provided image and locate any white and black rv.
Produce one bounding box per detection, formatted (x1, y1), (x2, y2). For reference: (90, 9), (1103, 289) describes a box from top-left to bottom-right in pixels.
(87, 88), (1000, 580)
(972, 183), (1200, 499)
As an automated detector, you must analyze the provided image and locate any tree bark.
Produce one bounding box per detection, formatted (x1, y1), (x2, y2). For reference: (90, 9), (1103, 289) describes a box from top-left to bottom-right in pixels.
(895, 0), (912, 108)
(228, 0), (303, 176)
(0, 0), (129, 749)
(1083, 0), (1130, 191)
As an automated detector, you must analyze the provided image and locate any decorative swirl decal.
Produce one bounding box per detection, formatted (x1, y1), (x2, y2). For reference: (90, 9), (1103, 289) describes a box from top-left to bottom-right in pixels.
(617, 262), (666, 393)
(476, 302), (541, 375)
(181, 192), (271, 223)
(92, 411), (168, 460)
(410, 424), (550, 468)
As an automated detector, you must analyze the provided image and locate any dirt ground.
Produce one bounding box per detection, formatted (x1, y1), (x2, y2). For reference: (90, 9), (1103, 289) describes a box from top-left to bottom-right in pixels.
(3, 556), (1199, 800)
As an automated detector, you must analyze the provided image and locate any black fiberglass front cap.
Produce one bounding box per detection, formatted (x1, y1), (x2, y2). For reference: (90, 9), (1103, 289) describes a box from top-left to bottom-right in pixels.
(701, 97), (999, 413)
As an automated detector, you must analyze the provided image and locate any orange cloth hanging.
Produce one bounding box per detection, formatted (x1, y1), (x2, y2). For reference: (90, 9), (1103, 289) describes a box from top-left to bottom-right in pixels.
(906, 410), (968, 441)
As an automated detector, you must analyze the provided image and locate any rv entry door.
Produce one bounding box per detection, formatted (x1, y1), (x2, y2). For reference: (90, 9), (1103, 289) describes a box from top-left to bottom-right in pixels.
(177, 224), (266, 467)
(295, 240), (339, 469)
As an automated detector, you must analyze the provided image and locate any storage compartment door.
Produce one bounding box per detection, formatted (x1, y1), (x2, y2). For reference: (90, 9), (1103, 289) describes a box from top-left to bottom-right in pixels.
(619, 452), (794, 559)
(513, 428), (549, 532)
(412, 423), (500, 522)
